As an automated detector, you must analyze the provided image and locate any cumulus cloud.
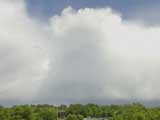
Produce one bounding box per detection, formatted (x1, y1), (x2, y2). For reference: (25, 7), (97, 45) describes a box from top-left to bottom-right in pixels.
(41, 7), (160, 105)
(1, 0), (160, 106)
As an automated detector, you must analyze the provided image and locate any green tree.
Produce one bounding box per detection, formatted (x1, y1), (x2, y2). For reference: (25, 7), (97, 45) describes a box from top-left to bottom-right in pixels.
(66, 114), (83, 120)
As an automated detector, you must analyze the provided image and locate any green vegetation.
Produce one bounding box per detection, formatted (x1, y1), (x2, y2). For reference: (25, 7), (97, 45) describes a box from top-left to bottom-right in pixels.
(0, 103), (160, 120)
(66, 114), (83, 120)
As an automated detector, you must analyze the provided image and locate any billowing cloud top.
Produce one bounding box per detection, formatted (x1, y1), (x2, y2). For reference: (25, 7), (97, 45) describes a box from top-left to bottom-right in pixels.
(1, 0), (160, 106)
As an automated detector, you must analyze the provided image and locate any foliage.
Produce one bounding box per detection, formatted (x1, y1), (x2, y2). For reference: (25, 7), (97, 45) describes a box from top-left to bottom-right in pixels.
(0, 103), (160, 120)
(0, 105), (57, 120)
(66, 114), (83, 120)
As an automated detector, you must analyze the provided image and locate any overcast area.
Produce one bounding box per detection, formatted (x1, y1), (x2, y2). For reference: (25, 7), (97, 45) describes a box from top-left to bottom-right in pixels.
(1, 0), (160, 106)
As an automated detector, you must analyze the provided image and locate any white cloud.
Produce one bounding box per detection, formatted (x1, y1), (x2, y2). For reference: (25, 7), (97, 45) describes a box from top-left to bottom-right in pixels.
(41, 7), (160, 104)
(1, 0), (160, 105)
(0, 0), (49, 103)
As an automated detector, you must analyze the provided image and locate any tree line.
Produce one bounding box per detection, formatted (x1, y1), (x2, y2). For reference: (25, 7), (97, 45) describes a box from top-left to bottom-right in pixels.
(0, 103), (160, 120)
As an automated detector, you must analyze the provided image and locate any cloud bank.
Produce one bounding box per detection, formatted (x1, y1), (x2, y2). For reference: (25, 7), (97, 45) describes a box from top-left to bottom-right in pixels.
(1, 0), (160, 105)
(0, 0), (49, 104)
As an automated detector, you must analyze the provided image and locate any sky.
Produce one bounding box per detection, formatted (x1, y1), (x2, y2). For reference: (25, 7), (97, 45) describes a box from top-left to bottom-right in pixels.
(1, 0), (160, 106)
(26, 0), (160, 26)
